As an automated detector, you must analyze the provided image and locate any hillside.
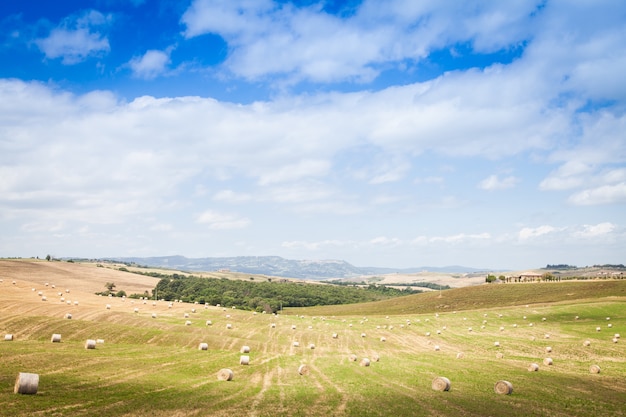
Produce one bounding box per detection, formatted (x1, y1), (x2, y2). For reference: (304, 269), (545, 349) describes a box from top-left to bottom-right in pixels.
(0, 259), (625, 417)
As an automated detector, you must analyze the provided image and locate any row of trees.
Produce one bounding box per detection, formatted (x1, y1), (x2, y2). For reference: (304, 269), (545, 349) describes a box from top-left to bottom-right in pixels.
(150, 275), (418, 313)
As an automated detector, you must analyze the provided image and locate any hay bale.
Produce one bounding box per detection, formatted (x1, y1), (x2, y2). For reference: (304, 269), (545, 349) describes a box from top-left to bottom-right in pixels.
(185, 320), (192, 326)
(85, 339), (96, 349)
(544, 334), (550, 339)
(608, 323), (613, 328)
(65, 313), (72, 319)
(308, 343), (315, 350)
(226, 323), (232, 329)
(596, 327), (601, 332)
(241, 345), (250, 353)
(291, 325), (296, 330)
(271, 323), (276, 328)
(217, 368), (233, 381)
(432, 376), (451, 391)
(332, 333), (338, 339)
(206, 320), (212, 326)
(456, 352), (464, 359)
(494, 342), (500, 347)
(434, 345), (440, 351)
(494, 380), (513, 395)
(133, 308), (139, 313)
(184, 313), (189, 318)
(106, 304), (111, 310)
(612, 337), (619, 343)
(380, 337), (386, 342)
(372, 354), (380, 362)
(583, 340), (591, 346)
(239, 355), (250, 365)
(199, 342), (208, 351)
(589, 365), (601, 374)
(361, 333), (366, 338)
(151, 313), (157, 318)
(545, 346), (552, 353)
(5, 334), (14, 341)
(359, 358), (371, 367)
(96, 339), (104, 344)
(14, 373), (39, 395)
(615, 333), (621, 339)
(528, 363), (539, 372)
(496, 352), (504, 359)
(298, 364), (310, 376)
(543, 358), (553, 366)
(293, 341), (300, 347)
(51, 334), (61, 343)
(349, 354), (357, 362)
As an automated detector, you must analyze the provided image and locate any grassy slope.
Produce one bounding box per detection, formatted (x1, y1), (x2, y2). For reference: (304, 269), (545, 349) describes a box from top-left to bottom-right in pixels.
(0, 261), (625, 417)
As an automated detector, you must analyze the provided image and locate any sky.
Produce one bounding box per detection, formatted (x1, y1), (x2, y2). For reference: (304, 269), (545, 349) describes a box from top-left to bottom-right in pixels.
(0, 0), (625, 270)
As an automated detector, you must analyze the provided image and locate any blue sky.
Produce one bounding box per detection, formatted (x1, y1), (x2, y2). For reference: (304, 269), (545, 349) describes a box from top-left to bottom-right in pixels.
(1, 0), (625, 270)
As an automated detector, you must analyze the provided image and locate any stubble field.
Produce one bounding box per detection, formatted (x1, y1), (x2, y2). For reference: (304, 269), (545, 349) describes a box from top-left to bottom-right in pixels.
(0, 260), (625, 416)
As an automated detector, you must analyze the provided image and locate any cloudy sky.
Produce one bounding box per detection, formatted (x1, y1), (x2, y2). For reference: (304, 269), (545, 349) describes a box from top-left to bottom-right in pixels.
(1, 0), (625, 270)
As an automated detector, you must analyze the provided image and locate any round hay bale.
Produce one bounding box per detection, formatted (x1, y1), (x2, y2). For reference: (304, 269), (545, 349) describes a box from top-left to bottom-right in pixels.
(589, 364), (601, 374)
(226, 323), (232, 329)
(133, 308), (139, 313)
(96, 339), (104, 344)
(51, 334), (61, 343)
(217, 368), (233, 381)
(184, 313), (189, 318)
(151, 313), (157, 318)
(425, 332), (431, 337)
(199, 342), (208, 350)
(239, 355), (250, 365)
(206, 320), (212, 326)
(494, 380), (513, 395)
(106, 304), (111, 310)
(65, 313), (72, 319)
(292, 341), (300, 347)
(298, 364), (310, 376)
(359, 358), (371, 367)
(361, 333), (366, 338)
(185, 320), (192, 326)
(432, 376), (451, 391)
(332, 333), (338, 339)
(41, 296), (47, 301)
(496, 352), (504, 359)
(434, 345), (440, 351)
(271, 323), (276, 328)
(372, 354), (380, 362)
(596, 327), (601, 332)
(544, 334), (550, 339)
(528, 363), (539, 372)
(349, 354), (357, 362)
(583, 340), (591, 346)
(85, 339), (96, 349)
(545, 346), (552, 353)
(14, 373), (39, 395)
(456, 352), (464, 359)
(612, 337), (619, 343)
(5, 334), (14, 341)
(615, 333), (620, 339)
(308, 343), (315, 350)
(291, 325), (296, 330)
(380, 337), (386, 342)
(543, 358), (553, 366)
(494, 341), (500, 347)
(608, 323), (612, 328)
(241, 345), (250, 353)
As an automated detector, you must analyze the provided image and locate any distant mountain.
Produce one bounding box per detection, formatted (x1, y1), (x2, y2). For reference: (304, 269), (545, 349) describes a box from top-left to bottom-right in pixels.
(105, 255), (487, 279)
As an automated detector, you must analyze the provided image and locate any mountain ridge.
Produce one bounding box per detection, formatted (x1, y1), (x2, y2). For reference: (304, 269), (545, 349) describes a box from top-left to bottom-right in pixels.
(101, 255), (490, 279)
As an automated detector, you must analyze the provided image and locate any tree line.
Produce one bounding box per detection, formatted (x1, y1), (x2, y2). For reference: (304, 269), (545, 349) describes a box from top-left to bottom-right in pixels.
(150, 274), (419, 313)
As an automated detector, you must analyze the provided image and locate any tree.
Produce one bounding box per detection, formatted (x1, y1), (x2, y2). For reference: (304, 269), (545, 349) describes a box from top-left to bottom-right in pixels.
(485, 274), (497, 283)
(46, 254), (51, 261)
(105, 282), (116, 292)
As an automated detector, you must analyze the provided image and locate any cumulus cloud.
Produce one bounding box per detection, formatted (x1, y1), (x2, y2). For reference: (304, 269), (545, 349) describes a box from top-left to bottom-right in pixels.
(129, 49), (172, 79)
(518, 225), (558, 241)
(181, 0), (542, 84)
(573, 222), (616, 238)
(35, 10), (112, 64)
(568, 183), (626, 206)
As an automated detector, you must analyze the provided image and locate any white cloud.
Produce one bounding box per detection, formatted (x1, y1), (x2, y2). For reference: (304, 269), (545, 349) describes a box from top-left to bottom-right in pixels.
(196, 210), (250, 230)
(479, 174), (520, 191)
(35, 10), (111, 64)
(518, 225), (558, 241)
(129, 49), (172, 79)
(573, 222), (616, 238)
(180, 0), (541, 84)
(568, 183), (626, 206)
(429, 233), (491, 244)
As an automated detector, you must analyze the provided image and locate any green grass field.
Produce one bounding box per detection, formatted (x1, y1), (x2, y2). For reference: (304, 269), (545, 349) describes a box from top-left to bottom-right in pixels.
(1, 266), (625, 416)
